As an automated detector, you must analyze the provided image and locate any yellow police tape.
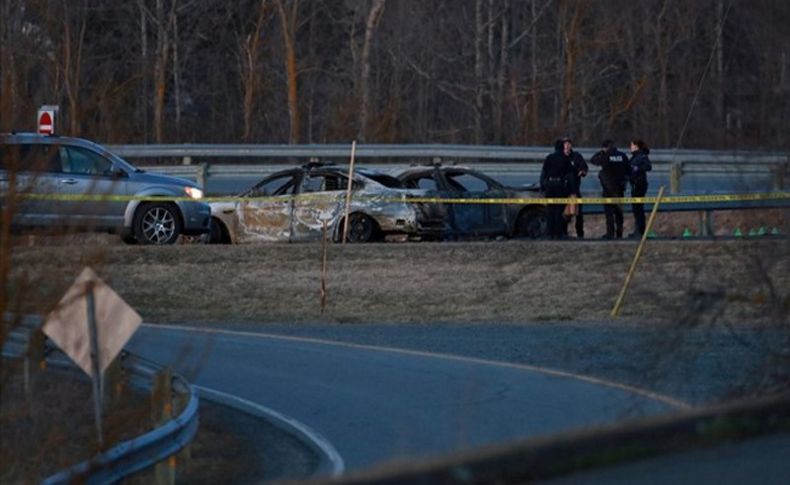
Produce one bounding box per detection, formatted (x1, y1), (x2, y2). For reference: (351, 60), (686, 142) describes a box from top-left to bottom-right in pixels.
(12, 191), (790, 205)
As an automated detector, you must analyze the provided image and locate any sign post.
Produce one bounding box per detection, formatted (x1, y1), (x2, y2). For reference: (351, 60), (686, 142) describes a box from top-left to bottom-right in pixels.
(86, 282), (104, 447)
(341, 140), (357, 243)
(43, 267), (142, 449)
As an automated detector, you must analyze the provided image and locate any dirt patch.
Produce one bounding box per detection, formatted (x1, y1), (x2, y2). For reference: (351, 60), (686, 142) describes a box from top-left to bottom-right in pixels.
(6, 237), (788, 327)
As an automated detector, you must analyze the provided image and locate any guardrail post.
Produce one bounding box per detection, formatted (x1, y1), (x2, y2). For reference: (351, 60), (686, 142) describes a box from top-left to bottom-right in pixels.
(699, 210), (714, 237)
(197, 163), (209, 189)
(174, 391), (192, 471)
(151, 368), (175, 485)
(773, 161), (787, 190)
(182, 156), (192, 165)
(670, 162), (683, 194)
(24, 328), (46, 398)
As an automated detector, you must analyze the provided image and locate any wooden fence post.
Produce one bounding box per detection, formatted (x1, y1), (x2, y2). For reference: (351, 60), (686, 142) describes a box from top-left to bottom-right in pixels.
(151, 368), (175, 485)
(24, 328), (46, 398)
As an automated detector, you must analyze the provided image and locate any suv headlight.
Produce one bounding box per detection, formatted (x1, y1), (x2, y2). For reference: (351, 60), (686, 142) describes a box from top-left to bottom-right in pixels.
(184, 186), (204, 199)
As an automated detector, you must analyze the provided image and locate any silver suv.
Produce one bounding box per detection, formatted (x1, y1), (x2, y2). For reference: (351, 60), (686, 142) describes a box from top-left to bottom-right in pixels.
(0, 133), (211, 244)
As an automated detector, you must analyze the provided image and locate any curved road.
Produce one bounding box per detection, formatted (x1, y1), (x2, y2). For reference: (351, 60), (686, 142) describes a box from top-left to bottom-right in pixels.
(127, 324), (684, 475)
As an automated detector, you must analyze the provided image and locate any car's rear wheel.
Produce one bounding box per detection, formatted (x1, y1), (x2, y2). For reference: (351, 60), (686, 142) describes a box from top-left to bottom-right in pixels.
(134, 203), (182, 245)
(208, 217), (230, 244)
(515, 207), (547, 239)
(344, 213), (376, 243)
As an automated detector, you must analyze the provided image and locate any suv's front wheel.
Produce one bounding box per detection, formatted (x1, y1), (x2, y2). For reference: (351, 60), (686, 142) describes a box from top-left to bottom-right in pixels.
(134, 203), (182, 245)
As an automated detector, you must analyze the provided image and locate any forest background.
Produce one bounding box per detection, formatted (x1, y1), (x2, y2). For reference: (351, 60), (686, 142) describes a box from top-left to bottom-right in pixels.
(1, 0), (788, 150)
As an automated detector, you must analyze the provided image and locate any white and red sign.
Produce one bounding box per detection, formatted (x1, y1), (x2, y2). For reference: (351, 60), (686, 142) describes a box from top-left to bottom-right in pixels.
(43, 267), (142, 378)
(37, 105), (58, 135)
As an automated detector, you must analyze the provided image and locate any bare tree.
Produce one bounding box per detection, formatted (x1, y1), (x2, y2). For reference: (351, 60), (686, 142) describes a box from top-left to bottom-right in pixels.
(357, 0), (386, 142)
(55, 0), (89, 136)
(0, 0), (17, 132)
(136, 0), (179, 143)
(274, 0), (301, 144)
(238, 0), (270, 141)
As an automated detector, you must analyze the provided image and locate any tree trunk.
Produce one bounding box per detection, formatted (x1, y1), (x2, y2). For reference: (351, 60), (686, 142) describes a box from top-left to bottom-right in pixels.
(153, 0), (177, 143)
(715, 0), (725, 145)
(655, 0), (670, 146)
(358, 0), (386, 142)
(139, 2), (149, 142)
(172, 11), (181, 139)
(474, 0), (484, 144)
(495, 0), (509, 144)
(61, 0), (88, 136)
(559, 1), (581, 132)
(275, 0), (301, 144)
(0, 0), (16, 132)
(240, 0), (268, 141)
(529, 0), (539, 143)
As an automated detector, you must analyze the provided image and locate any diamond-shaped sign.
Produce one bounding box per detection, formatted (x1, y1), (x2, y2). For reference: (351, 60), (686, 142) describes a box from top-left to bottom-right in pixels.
(43, 267), (141, 377)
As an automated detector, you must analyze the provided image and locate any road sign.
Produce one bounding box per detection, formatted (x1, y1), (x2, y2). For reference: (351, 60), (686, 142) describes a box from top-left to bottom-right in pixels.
(43, 267), (142, 378)
(37, 105), (58, 135)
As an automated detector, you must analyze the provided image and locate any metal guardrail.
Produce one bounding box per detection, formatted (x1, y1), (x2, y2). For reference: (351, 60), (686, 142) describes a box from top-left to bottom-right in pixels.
(1, 319), (199, 485)
(108, 143), (790, 165)
(112, 143), (789, 195)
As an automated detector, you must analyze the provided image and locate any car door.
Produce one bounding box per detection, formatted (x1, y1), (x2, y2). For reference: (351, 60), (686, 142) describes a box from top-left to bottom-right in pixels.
(6, 143), (65, 227)
(290, 171), (347, 241)
(399, 169), (449, 237)
(441, 169), (509, 236)
(233, 172), (297, 243)
(57, 145), (128, 229)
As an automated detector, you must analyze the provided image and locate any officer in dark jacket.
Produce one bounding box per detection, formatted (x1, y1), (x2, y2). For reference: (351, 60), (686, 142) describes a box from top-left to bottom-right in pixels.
(541, 140), (577, 239)
(562, 138), (587, 238)
(590, 139), (629, 239)
(628, 139), (652, 237)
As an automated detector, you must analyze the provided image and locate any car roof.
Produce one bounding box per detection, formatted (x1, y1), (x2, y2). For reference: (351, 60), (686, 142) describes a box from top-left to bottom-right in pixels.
(396, 164), (476, 178)
(0, 133), (139, 172)
(1, 133), (103, 150)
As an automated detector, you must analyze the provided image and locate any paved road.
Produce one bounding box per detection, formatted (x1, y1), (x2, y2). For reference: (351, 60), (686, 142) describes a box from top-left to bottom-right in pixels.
(127, 324), (681, 473)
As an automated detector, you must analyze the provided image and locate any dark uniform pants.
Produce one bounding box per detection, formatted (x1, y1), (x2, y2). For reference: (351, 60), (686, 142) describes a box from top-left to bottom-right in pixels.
(602, 185), (624, 238)
(545, 186), (568, 239)
(631, 179), (648, 235)
(573, 191), (584, 238)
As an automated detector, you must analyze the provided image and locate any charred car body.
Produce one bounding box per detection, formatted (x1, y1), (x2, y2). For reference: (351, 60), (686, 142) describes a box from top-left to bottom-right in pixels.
(396, 164), (547, 240)
(208, 163), (418, 243)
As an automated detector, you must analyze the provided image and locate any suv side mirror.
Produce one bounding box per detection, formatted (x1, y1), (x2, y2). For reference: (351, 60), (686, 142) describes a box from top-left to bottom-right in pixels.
(112, 168), (128, 178)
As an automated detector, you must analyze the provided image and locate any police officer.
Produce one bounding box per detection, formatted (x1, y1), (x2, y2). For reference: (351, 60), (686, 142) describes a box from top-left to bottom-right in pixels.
(562, 138), (587, 238)
(590, 139), (629, 239)
(628, 139), (652, 237)
(541, 140), (577, 239)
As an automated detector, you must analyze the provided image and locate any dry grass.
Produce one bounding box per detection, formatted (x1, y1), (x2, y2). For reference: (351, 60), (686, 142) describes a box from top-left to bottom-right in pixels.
(2, 225), (788, 482)
(0, 366), (149, 482)
(7, 237), (788, 326)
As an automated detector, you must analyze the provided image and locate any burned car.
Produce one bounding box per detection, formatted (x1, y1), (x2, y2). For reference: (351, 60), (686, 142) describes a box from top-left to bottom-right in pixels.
(396, 164), (547, 239)
(208, 163), (418, 243)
